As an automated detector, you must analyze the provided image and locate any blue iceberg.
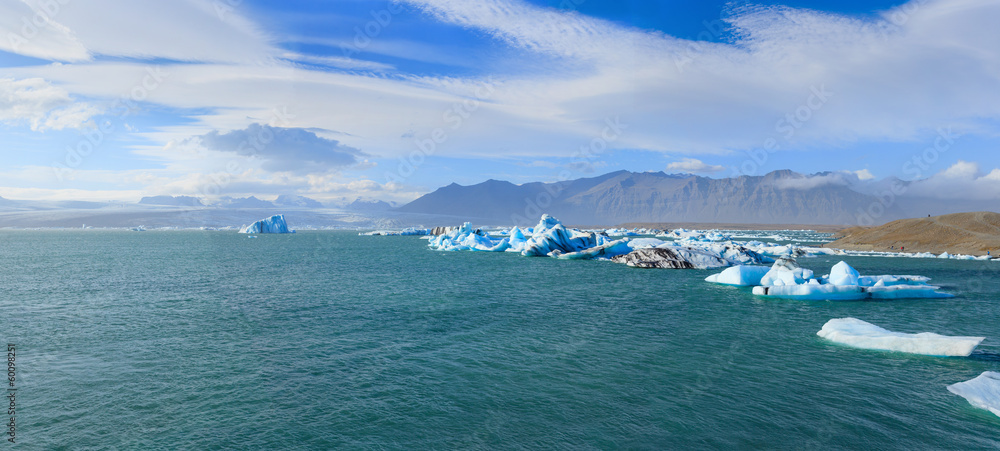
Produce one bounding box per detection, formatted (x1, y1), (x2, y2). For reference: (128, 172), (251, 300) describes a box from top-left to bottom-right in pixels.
(239, 214), (294, 234)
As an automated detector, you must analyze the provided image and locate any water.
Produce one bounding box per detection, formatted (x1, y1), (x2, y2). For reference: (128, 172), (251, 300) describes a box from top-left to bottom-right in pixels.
(1, 230), (998, 449)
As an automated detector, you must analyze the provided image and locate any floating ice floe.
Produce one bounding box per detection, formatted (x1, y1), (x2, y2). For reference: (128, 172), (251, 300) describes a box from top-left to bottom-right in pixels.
(612, 247), (729, 269)
(817, 318), (984, 356)
(834, 250), (996, 261)
(662, 229), (731, 242)
(705, 258), (953, 300)
(948, 372), (1000, 418)
(361, 227), (431, 236)
(603, 228), (646, 237)
(424, 214), (772, 269)
(239, 214), (294, 234)
(704, 265), (773, 286)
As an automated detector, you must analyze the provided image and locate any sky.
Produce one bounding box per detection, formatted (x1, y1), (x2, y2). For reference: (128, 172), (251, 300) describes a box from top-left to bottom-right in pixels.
(1, 0), (999, 205)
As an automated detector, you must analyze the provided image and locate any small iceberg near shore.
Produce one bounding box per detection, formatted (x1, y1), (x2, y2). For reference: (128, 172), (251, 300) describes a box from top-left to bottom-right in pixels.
(817, 318), (984, 356)
(239, 214), (294, 234)
(948, 372), (1000, 418)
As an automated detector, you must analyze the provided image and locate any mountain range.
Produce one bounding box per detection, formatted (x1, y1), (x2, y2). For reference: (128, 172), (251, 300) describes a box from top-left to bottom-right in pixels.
(396, 170), (983, 226)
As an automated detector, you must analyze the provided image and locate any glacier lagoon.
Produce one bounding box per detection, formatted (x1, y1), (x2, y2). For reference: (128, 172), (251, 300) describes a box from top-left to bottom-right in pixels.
(1, 229), (999, 448)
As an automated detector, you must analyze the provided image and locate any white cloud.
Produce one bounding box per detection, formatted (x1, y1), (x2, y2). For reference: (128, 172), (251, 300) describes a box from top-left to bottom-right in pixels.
(854, 169), (875, 181)
(939, 160), (981, 179)
(9, 0), (1000, 161)
(667, 158), (725, 174)
(279, 52), (396, 71)
(907, 161), (1000, 200)
(775, 171), (860, 190)
(0, 78), (100, 131)
(9, 0), (273, 63)
(4, 0), (1000, 203)
(188, 124), (367, 174)
(399, 0), (1000, 154)
(0, 1), (89, 61)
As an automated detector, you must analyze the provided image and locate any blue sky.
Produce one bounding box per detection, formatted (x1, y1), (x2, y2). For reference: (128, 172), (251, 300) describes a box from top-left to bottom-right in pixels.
(1, 0), (999, 204)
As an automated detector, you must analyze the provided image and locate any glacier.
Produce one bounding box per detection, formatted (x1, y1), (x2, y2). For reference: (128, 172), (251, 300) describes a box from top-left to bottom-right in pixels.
(239, 214), (294, 234)
(817, 318), (984, 356)
(948, 372), (1000, 418)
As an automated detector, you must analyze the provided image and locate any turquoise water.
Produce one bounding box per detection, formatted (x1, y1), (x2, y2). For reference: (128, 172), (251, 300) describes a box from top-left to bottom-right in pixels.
(1, 230), (998, 449)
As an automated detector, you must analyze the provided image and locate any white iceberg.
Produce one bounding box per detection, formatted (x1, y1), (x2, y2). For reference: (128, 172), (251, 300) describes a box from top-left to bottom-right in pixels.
(760, 258), (815, 286)
(705, 265), (773, 286)
(690, 242), (774, 266)
(857, 275), (931, 286)
(741, 260), (953, 300)
(948, 372), (1000, 418)
(239, 214), (294, 234)
(828, 261), (860, 286)
(627, 238), (669, 249)
(754, 284), (868, 301)
(817, 318), (984, 356)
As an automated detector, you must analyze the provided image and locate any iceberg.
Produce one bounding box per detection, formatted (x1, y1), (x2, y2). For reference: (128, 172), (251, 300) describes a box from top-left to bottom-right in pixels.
(427, 215), (631, 259)
(508, 226), (527, 248)
(948, 372), (1000, 418)
(554, 239), (632, 260)
(857, 275), (931, 286)
(740, 260), (953, 300)
(520, 225), (597, 256)
(612, 240), (771, 270)
(627, 238), (669, 249)
(362, 227), (431, 236)
(611, 247), (729, 269)
(753, 284), (868, 301)
(239, 214), (294, 234)
(760, 258), (815, 286)
(828, 261), (860, 286)
(817, 318), (984, 356)
(428, 222), (510, 252)
(705, 265), (772, 286)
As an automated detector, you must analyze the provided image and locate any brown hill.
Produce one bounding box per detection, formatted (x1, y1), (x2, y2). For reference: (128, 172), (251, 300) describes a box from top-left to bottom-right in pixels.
(826, 212), (1000, 256)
